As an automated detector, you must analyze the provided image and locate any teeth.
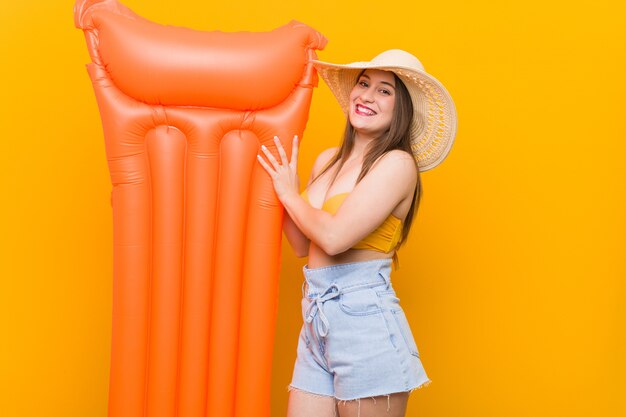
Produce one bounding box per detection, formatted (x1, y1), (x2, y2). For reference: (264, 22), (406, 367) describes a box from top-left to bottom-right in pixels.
(357, 105), (375, 115)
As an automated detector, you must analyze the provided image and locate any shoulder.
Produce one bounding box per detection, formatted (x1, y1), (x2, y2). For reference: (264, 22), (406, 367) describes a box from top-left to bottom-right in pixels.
(311, 146), (340, 177)
(363, 150), (417, 196)
(371, 150), (417, 179)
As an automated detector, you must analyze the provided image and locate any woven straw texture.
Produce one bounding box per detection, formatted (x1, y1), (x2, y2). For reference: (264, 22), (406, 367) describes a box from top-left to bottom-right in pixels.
(313, 59), (457, 172)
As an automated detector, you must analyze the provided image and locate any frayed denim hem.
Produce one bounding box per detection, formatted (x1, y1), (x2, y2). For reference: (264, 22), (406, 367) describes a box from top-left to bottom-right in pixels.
(287, 380), (432, 416)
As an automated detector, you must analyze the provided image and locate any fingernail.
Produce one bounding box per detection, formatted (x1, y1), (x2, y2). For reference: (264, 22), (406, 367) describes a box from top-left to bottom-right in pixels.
(261, 145), (267, 150)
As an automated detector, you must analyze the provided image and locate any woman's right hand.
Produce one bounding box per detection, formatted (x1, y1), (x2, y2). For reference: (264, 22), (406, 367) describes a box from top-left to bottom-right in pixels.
(257, 135), (300, 203)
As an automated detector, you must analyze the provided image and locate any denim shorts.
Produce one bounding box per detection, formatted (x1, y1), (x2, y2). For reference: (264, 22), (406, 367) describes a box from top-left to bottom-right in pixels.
(289, 258), (431, 400)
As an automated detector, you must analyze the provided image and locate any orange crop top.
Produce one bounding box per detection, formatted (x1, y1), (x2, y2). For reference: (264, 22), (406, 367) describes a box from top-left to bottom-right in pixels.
(301, 190), (403, 253)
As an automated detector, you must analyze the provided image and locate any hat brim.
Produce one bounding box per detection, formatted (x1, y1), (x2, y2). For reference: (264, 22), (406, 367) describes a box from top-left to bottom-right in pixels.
(311, 58), (457, 172)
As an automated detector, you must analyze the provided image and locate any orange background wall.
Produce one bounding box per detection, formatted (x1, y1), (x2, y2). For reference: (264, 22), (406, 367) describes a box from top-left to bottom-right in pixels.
(0, 1), (624, 416)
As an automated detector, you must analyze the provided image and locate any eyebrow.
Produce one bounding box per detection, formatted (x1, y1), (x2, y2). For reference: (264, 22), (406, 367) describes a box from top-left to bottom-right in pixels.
(360, 74), (396, 89)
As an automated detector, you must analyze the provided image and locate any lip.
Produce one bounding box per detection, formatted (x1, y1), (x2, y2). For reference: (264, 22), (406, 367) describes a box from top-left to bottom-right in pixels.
(354, 103), (376, 116)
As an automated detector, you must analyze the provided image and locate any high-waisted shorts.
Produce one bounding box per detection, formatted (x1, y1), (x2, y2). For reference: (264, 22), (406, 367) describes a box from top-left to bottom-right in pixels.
(289, 258), (431, 401)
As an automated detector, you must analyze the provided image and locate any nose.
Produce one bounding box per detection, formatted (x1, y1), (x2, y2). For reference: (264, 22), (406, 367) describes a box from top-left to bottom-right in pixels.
(359, 86), (375, 103)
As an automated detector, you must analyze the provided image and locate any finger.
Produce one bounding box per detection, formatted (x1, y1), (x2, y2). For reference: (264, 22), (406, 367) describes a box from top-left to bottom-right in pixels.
(290, 135), (299, 167)
(257, 154), (275, 177)
(261, 144), (281, 170)
(274, 136), (290, 166)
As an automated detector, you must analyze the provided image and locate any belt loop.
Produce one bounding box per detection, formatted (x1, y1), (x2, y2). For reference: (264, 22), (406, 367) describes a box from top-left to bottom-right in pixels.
(380, 268), (392, 289)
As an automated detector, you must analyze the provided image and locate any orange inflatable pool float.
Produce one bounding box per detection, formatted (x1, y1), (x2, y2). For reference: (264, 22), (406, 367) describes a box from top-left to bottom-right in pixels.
(74, 1), (326, 416)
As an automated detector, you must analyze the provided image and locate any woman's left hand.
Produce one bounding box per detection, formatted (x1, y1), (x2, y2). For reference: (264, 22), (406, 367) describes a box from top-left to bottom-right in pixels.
(257, 135), (300, 203)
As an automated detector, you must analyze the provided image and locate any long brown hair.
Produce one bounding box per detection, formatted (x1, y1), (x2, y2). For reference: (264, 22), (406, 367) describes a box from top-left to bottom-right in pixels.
(311, 70), (422, 248)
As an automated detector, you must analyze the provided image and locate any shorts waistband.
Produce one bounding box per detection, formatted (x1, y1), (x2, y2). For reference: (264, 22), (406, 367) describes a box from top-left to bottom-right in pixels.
(302, 258), (393, 297)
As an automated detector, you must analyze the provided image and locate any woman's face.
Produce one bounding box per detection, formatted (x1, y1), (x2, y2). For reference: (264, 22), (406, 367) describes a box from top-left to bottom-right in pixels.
(348, 69), (396, 139)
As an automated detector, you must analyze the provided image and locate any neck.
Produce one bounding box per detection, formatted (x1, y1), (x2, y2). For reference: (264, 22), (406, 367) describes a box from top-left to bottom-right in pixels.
(351, 132), (374, 160)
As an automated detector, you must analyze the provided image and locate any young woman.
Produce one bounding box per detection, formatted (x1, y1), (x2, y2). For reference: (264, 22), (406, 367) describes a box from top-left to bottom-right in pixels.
(257, 49), (457, 417)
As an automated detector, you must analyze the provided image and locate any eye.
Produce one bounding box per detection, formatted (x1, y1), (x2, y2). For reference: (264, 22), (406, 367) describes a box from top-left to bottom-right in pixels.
(380, 88), (391, 95)
(358, 80), (369, 88)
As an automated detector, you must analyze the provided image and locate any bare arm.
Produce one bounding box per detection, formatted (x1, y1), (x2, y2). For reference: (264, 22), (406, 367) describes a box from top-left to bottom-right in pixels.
(282, 213), (309, 257)
(281, 169), (311, 257)
(258, 136), (416, 256)
(281, 152), (415, 255)
(280, 147), (338, 257)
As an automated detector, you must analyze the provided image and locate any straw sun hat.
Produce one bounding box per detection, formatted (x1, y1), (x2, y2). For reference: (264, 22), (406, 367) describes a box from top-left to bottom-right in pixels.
(311, 49), (457, 171)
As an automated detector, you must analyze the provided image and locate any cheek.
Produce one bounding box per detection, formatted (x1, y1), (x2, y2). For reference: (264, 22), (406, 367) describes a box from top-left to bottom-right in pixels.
(383, 99), (396, 117)
(348, 88), (360, 102)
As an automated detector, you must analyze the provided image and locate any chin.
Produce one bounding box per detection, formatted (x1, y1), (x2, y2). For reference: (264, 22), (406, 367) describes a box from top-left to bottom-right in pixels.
(350, 115), (389, 136)
(350, 119), (383, 136)
(353, 127), (387, 140)
(349, 116), (374, 132)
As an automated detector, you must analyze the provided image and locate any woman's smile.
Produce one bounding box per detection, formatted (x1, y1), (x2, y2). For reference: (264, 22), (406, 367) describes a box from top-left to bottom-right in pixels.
(354, 104), (376, 116)
(355, 103), (377, 116)
(348, 69), (396, 138)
